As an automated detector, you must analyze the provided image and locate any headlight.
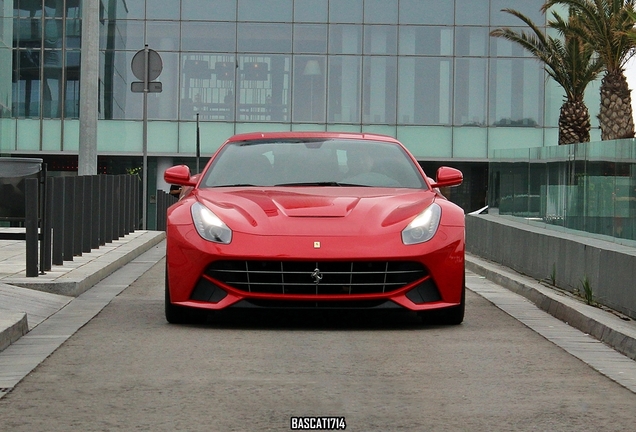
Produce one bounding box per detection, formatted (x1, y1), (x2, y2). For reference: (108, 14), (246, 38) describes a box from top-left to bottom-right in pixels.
(402, 203), (441, 245)
(191, 201), (232, 244)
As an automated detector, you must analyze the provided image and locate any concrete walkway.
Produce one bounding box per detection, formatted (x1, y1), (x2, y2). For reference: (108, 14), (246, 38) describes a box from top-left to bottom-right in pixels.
(0, 230), (165, 354)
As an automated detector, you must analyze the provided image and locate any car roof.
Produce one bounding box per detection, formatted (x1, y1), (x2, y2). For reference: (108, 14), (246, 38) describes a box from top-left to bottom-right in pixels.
(225, 131), (401, 145)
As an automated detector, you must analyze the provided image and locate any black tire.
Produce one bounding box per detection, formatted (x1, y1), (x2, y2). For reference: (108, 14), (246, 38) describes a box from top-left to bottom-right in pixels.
(165, 267), (203, 324)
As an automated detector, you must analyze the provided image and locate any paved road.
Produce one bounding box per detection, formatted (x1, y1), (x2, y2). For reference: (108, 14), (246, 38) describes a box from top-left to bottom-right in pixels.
(1, 259), (635, 431)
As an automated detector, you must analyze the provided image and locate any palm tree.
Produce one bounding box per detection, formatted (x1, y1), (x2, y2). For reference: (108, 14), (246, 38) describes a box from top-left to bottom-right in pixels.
(543, 0), (636, 141)
(491, 9), (603, 144)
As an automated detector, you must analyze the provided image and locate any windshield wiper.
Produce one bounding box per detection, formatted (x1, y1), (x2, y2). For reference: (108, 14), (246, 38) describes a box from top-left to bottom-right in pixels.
(214, 183), (259, 187)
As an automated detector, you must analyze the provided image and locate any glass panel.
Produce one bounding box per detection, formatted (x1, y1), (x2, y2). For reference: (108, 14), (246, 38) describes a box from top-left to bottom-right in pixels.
(179, 121), (232, 154)
(146, 21), (180, 51)
(181, 22), (236, 52)
(292, 56), (325, 123)
(454, 58), (487, 126)
(294, 0), (328, 23)
(102, 0), (145, 20)
(100, 50), (140, 120)
(397, 126), (452, 158)
(489, 58), (544, 127)
(65, 50), (80, 118)
(455, 27), (488, 57)
(66, 19), (81, 48)
(97, 120), (142, 152)
(329, 0), (363, 24)
(41, 119), (61, 151)
(453, 127), (488, 158)
(100, 20), (144, 51)
(238, 0), (292, 22)
(42, 49), (63, 118)
(399, 26), (453, 56)
(455, 0), (489, 25)
(43, 18), (62, 48)
(0, 119), (16, 151)
(146, 0), (180, 20)
(362, 56), (396, 124)
(363, 25), (397, 55)
(398, 57), (452, 125)
(490, 0), (545, 27)
(238, 54), (290, 122)
(147, 51), (179, 120)
(364, 0), (398, 24)
(14, 17), (41, 46)
(148, 121), (179, 153)
(329, 25), (362, 54)
(0, 46), (10, 118)
(490, 30), (534, 57)
(399, 0), (453, 25)
(327, 56), (361, 123)
(182, 0), (237, 21)
(12, 48), (41, 118)
(237, 23), (292, 53)
(16, 118), (40, 150)
(293, 24), (327, 54)
(181, 54), (235, 121)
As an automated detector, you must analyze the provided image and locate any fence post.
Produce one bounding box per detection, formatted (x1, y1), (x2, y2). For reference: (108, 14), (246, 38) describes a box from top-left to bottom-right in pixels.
(99, 175), (106, 246)
(73, 176), (83, 256)
(105, 175), (114, 243)
(42, 173), (53, 272)
(25, 178), (38, 277)
(91, 175), (100, 249)
(82, 175), (92, 253)
(52, 177), (64, 265)
(63, 176), (75, 261)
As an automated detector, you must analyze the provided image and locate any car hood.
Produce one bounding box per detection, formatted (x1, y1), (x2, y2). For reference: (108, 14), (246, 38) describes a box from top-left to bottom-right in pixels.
(194, 187), (436, 236)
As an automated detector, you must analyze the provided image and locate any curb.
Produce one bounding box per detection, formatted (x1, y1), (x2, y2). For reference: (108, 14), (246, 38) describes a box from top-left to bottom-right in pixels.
(0, 312), (28, 353)
(466, 253), (636, 361)
(6, 231), (165, 297)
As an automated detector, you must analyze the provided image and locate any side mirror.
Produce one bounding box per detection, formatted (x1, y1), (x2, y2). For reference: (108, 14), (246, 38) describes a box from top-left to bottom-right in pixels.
(430, 166), (463, 188)
(164, 165), (197, 187)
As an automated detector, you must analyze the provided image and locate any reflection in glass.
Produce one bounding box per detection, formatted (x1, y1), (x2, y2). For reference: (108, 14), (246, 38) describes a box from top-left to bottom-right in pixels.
(364, 0), (398, 24)
(180, 54), (236, 121)
(399, 0), (453, 25)
(146, 0), (180, 20)
(399, 26), (453, 56)
(398, 57), (452, 125)
(146, 21), (180, 51)
(237, 23), (292, 54)
(363, 26), (397, 55)
(454, 58), (487, 126)
(293, 24), (327, 54)
(329, 0), (363, 24)
(328, 56), (361, 123)
(329, 25), (362, 54)
(182, 0), (237, 21)
(238, 0), (293, 22)
(292, 57), (325, 123)
(181, 22), (236, 52)
(455, 27), (488, 57)
(455, 0), (489, 25)
(294, 0), (328, 23)
(363, 56), (396, 124)
(489, 58), (543, 127)
(238, 54), (290, 122)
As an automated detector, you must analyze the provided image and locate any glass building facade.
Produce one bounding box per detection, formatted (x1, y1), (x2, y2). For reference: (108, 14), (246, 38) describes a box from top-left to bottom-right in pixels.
(0, 0), (601, 215)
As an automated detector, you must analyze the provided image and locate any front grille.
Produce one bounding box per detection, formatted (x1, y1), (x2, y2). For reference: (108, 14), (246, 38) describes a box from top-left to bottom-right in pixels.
(205, 260), (428, 295)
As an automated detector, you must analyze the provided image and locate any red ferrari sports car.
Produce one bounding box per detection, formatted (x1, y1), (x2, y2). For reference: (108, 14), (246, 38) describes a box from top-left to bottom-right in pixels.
(164, 132), (465, 324)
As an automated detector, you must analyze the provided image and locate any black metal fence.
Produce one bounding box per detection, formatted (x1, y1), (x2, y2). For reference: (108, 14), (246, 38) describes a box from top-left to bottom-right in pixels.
(155, 189), (178, 231)
(19, 174), (141, 277)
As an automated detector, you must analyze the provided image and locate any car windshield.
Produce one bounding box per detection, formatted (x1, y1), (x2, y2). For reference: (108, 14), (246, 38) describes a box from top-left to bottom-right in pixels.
(201, 139), (427, 189)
